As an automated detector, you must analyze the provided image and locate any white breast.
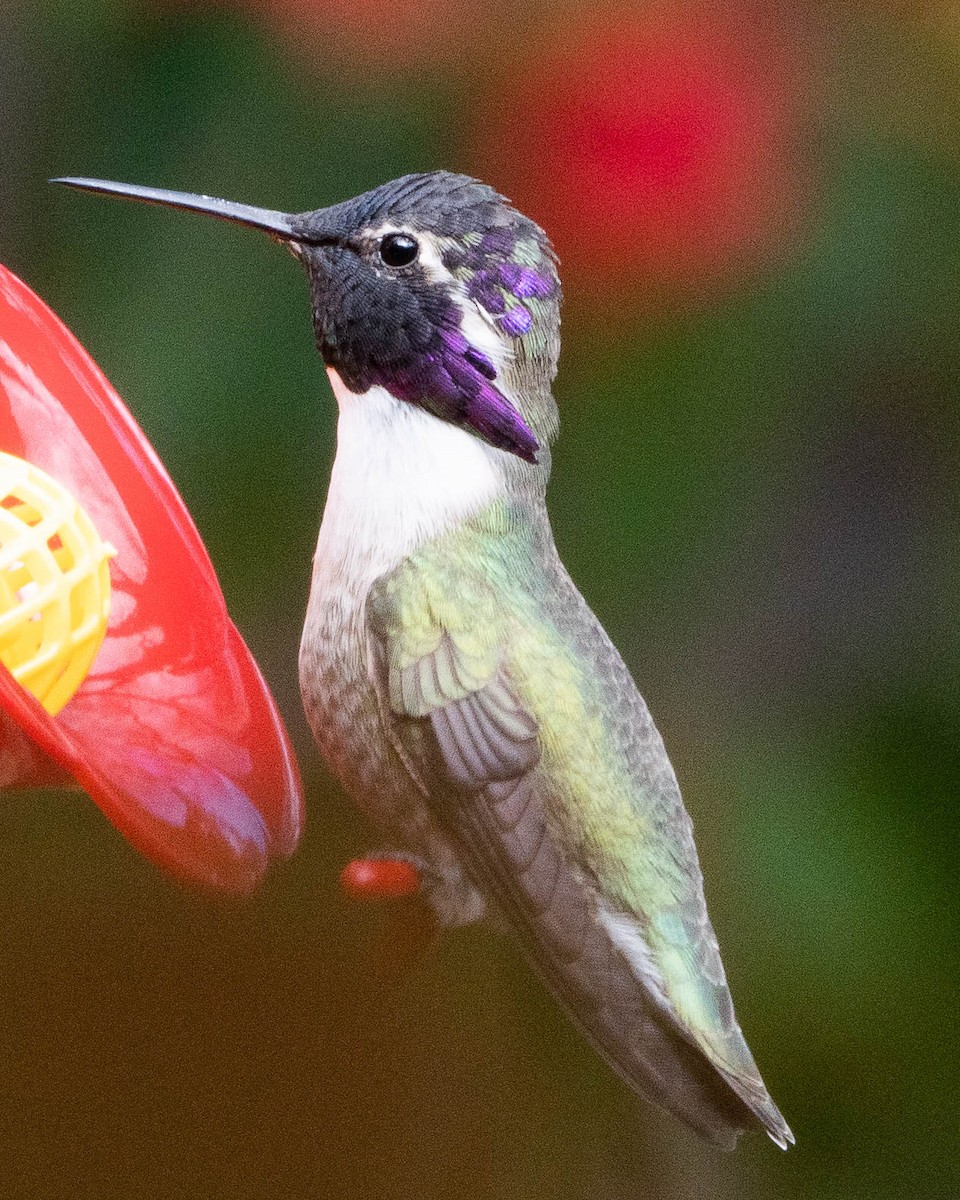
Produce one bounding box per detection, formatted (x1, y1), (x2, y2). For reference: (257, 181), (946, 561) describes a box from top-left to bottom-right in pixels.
(311, 368), (501, 590)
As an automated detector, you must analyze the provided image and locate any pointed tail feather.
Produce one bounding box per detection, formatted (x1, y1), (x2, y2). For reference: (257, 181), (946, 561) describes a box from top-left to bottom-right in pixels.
(439, 773), (792, 1149)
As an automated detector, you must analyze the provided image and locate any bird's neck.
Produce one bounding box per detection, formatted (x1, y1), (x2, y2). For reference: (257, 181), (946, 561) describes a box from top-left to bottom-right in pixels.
(312, 369), (510, 587)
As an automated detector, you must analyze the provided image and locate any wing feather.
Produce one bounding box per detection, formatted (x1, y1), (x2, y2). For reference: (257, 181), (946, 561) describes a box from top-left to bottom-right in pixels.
(365, 573), (792, 1149)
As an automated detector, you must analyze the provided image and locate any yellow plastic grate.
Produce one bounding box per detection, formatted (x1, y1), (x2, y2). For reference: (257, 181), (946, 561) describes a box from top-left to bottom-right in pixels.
(0, 451), (115, 715)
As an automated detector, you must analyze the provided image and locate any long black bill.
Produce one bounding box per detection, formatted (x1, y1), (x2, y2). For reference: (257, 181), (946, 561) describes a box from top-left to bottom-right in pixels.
(52, 177), (302, 242)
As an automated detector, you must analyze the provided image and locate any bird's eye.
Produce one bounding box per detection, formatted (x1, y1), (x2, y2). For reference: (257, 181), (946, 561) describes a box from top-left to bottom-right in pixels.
(379, 232), (419, 268)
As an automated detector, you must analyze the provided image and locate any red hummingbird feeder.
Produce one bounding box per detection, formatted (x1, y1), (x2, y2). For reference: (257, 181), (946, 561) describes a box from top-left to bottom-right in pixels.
(0, 264), (303, 893)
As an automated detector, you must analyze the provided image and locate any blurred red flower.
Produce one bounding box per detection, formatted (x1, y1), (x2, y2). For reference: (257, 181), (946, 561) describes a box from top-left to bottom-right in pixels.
(468, 4), (817, 309)
(0, 265), (303, 893)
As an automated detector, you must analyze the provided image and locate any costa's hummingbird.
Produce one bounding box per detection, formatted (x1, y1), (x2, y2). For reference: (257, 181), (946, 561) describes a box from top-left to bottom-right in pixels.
(56, 171), (793, 1151)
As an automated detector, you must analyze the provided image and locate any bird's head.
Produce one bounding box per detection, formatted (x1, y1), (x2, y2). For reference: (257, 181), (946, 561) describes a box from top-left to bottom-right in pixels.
(55, 172), (562, 466)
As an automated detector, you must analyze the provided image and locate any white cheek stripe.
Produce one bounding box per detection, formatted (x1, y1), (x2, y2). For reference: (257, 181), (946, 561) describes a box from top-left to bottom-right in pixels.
(368, 225), (514, 374)
(366, 223), (449, 285)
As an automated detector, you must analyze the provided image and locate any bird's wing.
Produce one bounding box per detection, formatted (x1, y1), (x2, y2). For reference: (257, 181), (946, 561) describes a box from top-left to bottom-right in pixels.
(365, 561), (791, 1150)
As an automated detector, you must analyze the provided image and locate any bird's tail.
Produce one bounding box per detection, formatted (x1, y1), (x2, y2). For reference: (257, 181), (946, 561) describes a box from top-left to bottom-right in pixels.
(446, 773), (793, 1150)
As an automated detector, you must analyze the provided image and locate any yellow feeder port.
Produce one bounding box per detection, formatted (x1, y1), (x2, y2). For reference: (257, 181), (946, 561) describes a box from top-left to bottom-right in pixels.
(0, 451), (115, 715)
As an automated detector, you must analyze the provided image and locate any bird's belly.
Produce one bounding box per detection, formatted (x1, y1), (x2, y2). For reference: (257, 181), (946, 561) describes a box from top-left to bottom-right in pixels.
(299, 580), (407, 816)
(299, 575), (485, 925)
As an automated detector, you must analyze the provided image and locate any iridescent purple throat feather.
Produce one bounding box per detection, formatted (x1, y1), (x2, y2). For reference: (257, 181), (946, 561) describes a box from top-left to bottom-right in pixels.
(379, 308), (540, 464)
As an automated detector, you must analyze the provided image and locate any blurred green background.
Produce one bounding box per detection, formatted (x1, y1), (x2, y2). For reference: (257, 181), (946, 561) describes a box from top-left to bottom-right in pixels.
(1, 1), (959, 1197)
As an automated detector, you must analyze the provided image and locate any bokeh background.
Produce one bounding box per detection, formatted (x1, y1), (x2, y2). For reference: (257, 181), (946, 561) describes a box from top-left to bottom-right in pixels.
(1, 1), (959, 1197)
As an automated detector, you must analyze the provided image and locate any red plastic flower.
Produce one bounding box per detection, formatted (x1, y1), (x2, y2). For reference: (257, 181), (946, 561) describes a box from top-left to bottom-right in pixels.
(0, 264), (303, 893)
(468, 4), (815, 308)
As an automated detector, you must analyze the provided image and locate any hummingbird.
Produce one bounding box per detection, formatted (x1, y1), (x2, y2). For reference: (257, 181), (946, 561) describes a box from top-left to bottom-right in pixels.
(55, 171), (793, 1151)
